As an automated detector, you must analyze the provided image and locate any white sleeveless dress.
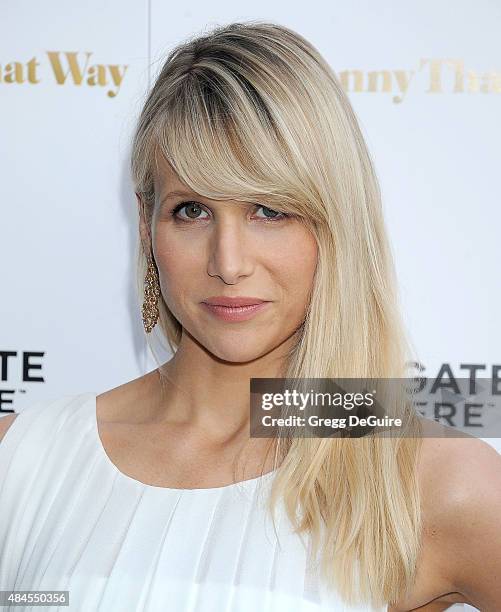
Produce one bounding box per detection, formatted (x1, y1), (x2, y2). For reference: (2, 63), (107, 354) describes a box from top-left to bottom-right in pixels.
(0, 392), (388, 611)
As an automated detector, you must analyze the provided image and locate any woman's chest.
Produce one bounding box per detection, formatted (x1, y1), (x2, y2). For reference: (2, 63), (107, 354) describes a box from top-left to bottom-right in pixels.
(2, 469), (368, 611)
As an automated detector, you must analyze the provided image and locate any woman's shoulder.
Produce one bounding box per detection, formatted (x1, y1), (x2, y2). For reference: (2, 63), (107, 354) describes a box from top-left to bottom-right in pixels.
(416, 417), (501, 608)
(417, 418), (501, 536)
(0, 370), (158, 450)
(0, 393), (99, 509)
(0, 392), (96, 465)
(417, 417), (501, 505)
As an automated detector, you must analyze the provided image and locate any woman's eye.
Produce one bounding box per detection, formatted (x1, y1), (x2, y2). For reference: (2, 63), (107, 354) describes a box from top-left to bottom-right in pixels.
(170, 202), (288, 222)
(171, 202), (209, 221)
(254, 205), (287, 220)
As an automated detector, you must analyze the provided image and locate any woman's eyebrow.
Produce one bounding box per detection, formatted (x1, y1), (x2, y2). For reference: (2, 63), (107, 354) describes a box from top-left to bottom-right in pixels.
(159, 191), (252, 210)
(162, 189), (199, 200)
(158, 190), (201, 209)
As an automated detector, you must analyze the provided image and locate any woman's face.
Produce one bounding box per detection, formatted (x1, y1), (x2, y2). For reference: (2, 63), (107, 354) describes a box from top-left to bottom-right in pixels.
(139, 156), (318, 363)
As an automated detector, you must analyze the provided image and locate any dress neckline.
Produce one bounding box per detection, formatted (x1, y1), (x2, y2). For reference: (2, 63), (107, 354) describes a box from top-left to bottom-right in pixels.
(87, 391), (277, 493)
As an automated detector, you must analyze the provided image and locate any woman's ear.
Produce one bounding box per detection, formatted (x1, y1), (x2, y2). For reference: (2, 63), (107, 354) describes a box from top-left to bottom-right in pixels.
(136, 192), (152, 257)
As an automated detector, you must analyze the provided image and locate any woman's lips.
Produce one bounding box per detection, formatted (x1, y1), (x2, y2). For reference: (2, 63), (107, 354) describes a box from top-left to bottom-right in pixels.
(200, 301), (271, 322)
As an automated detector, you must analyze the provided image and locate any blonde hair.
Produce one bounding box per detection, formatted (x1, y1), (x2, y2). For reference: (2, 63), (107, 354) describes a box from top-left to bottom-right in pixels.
(131, 20), (423, 608)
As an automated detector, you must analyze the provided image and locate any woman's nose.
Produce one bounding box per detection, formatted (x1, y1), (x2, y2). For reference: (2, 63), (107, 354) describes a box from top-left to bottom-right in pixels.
(206, 220), (254, 285)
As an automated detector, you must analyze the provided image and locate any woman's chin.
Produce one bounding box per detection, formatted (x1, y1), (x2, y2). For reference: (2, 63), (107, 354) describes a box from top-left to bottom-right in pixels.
(205, 339), (272, 365)
(183, 324), (284, 364)
(212, 349), (265, 365)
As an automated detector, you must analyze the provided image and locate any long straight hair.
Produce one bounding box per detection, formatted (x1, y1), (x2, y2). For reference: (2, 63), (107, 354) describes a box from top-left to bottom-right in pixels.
(130, 20), (423, 608)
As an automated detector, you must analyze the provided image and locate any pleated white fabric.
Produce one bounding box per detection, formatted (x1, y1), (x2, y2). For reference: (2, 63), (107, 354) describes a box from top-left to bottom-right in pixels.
(0, 393), (388, 612)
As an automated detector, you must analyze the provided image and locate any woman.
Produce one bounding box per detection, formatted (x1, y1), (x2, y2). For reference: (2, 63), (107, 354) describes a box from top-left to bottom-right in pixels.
(1, 20), (501, 612)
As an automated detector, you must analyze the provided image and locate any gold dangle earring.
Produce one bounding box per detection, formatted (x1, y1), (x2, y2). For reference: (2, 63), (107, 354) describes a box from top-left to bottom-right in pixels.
(142, 254), (160, 333)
